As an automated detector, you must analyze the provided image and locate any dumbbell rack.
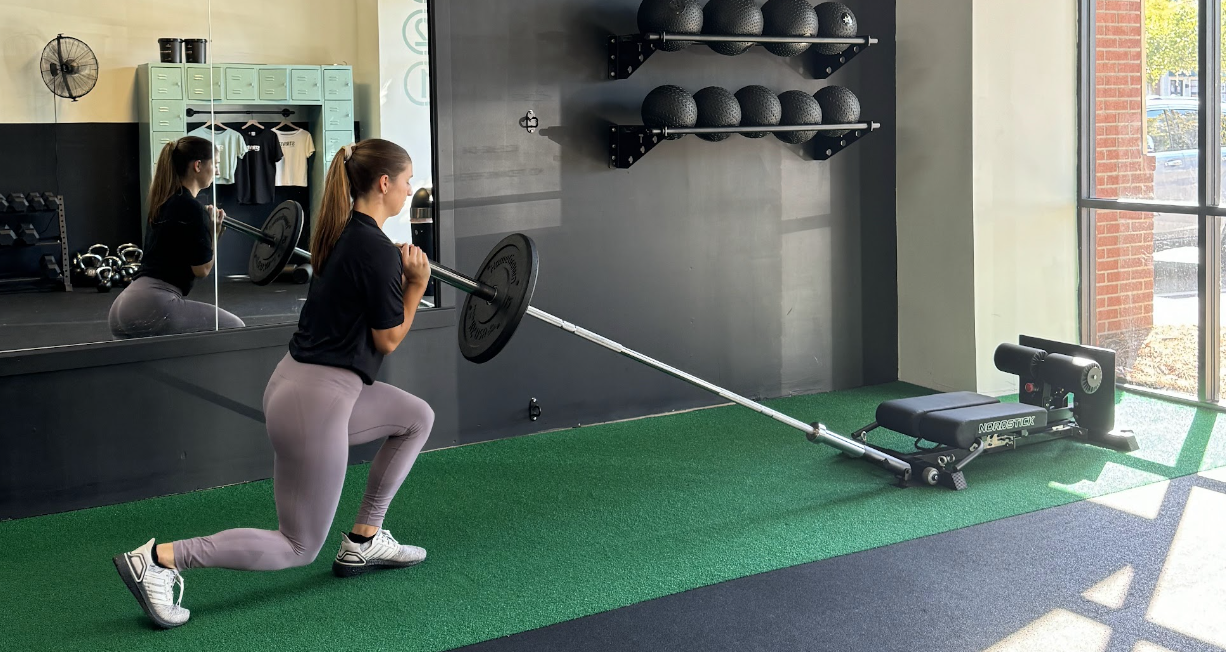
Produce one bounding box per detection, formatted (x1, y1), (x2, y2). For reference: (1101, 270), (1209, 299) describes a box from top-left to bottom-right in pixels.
(0, 196), (71, 293)
(607, 33), (877, 80)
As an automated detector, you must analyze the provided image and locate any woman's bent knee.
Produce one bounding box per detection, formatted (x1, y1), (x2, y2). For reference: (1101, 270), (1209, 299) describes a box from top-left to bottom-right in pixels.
(284, 539), (327, 569)
(218, 309), (246, 330)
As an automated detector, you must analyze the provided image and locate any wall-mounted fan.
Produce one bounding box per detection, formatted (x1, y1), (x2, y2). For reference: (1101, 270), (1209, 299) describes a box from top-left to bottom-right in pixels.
(40, 34), (98, 101)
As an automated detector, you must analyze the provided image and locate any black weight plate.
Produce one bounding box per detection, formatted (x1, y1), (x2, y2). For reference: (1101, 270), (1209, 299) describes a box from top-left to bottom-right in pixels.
(459, 233), (539, 364)
(249, 201), (304, 286)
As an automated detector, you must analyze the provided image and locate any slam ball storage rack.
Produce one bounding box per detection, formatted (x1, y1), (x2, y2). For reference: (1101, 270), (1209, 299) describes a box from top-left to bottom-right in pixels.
(608, 32), (877, 80)
(609, 122), (879, 169)
(604, 28), (885, 169)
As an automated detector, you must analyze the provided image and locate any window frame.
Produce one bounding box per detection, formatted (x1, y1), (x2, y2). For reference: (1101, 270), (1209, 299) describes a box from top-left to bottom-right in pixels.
(1078, 0), (1224, 404)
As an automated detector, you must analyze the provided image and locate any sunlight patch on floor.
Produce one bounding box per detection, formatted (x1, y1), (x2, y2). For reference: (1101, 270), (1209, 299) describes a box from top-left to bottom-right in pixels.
(1050, 462), (1170, 504)
(1146, 487), (1226, 649)
(1082, 565), (1135, 609)
(981, 609), (1112, 652)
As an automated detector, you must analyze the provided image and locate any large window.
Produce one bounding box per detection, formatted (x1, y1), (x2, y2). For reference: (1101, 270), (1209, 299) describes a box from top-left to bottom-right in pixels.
(1080, 0), (1224, 402)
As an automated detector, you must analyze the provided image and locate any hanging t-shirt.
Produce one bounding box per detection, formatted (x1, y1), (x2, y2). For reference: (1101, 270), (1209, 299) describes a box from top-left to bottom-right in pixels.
(188, 125), (247, 185)
(234, 127), (284, 205)
(274, 128), (316, 187)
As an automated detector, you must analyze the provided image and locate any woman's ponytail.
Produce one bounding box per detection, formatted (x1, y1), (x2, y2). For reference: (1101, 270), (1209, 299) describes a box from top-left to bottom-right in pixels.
(309, 140), (412, 275)
(310, 149), (354, 274)
(147, 141), (180, 224)
(147, 136), (214, 224)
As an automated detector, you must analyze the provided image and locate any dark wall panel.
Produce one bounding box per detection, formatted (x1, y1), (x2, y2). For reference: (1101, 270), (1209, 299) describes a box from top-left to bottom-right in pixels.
(0, 325), (459, 520)
(0, 123), (143, 251)
(438, 0), (898, 441)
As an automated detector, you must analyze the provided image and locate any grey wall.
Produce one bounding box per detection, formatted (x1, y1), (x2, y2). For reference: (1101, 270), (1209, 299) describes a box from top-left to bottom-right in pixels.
(1, 0), (897, 519)
(438, 0), (898, 442)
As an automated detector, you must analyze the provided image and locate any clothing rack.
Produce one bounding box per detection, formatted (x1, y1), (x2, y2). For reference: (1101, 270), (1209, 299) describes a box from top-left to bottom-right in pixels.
(185, 108), (296, 118)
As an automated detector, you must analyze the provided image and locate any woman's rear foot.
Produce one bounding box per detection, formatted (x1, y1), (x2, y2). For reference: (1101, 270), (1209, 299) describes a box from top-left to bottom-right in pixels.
(112, 538), (190, 628)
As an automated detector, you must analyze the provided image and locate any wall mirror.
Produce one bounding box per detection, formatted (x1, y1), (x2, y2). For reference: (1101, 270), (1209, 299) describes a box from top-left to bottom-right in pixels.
(0, 0), (439, 357)
(0, 1), (217, 352)
(212, 0), (440, 329)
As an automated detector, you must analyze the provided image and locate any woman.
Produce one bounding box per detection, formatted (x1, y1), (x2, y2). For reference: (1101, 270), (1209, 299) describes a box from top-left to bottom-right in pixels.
(109, 136), (246, 338)
(112, 139), (435, 629)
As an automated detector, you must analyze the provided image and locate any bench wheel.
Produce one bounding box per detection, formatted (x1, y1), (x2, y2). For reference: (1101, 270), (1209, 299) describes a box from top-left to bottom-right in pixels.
(921, 467), (940, 486)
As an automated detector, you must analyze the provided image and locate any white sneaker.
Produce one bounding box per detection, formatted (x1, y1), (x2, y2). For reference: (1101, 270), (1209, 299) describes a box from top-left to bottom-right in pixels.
(112, 538), (190, 628)
(332, 529), (427, 578)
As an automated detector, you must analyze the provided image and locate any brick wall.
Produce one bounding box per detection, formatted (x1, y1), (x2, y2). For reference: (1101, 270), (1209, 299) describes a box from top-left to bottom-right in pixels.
(1095, 0), (1155, 336)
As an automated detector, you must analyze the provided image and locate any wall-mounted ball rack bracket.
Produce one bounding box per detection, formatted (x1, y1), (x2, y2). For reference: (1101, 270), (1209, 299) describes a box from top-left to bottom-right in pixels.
(608, 122), (880, 169)
(607, 33), (877, 80)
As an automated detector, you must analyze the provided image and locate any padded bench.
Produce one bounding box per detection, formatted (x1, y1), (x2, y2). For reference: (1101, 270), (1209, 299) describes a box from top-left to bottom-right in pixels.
(876, 392), (1049, 449)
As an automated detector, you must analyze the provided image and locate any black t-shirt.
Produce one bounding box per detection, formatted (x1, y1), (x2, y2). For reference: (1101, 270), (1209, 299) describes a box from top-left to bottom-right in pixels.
(133, 186), (214, 296)
(289, 211), (405, 384)
(234, 127), (284, 205)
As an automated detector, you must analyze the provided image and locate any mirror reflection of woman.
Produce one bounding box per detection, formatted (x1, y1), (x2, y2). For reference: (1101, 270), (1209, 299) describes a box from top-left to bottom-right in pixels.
(108, 136), (245, 338)
(111, 139), (435, 629)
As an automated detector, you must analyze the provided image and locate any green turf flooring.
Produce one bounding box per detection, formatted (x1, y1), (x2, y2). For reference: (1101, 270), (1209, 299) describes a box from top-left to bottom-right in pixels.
(3, 382), (1225, 652)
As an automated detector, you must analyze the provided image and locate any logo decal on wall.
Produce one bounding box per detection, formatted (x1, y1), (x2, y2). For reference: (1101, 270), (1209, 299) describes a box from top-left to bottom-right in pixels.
(404, 62), (430, 106)
(402, 9), (429, 56)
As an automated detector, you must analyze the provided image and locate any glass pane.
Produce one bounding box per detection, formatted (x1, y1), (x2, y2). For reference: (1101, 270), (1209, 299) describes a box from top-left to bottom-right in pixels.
(208, 48), (314, 329)
(211, 1), (439, 326)
(1095, 209), (1198, 396)
(1221, 0), (1226, 205)
(0, 0), (218, 352)
(376, 0), (439, 308)
(1093, 0), (1200, 202)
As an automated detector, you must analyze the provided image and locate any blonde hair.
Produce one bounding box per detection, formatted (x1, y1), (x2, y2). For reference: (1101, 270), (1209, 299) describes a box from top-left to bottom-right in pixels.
(147, 136), (214, 224)
(310, 139), (412, 274)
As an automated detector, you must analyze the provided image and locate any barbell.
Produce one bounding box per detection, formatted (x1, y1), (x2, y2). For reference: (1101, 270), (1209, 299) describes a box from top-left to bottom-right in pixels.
(222, 201), (915, 484)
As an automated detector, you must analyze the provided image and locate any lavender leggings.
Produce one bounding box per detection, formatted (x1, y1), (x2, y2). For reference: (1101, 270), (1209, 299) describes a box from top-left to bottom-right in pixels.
(109, 276), (245, 338)
(173, 353), (434, 571)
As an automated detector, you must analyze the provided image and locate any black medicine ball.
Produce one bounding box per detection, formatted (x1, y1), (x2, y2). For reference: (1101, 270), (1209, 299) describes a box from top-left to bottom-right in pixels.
(735, 86), (782, 138)
(638, 0), (704, 51)
(642, 85), (699, 140)
(775, 90), (822, 144)
(693, 86), (741, 142)
(703, 0), (764, 56)
(813, 86), (860, 136)
(814, 2), (857, 54)
(761, 0), (818, 57)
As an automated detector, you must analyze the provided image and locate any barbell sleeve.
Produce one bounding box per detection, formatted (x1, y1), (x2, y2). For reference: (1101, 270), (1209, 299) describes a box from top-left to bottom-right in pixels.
(429, 262), (499, 302)
(523, 305), (913, 478)
(222, 216), (267, 241)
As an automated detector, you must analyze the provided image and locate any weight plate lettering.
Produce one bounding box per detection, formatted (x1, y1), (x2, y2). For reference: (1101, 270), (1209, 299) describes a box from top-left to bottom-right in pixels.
(248, 201), (304, 286)
(459, 233), (539, 363)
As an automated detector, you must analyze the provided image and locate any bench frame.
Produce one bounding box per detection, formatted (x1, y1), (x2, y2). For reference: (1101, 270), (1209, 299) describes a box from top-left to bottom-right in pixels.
(847, 336), (1140, 490)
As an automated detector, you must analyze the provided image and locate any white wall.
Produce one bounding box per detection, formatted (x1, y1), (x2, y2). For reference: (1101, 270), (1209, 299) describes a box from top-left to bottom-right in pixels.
(0, 0), (360, 124)
(896, 0), (979, 392)
(0, 0), (209, 123)
(971, 0), (1080, 394)
(896, 0), (1080, 394)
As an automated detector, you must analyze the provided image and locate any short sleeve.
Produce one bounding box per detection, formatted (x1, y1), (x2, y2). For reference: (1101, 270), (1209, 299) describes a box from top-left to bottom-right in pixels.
(231, 131), (247, 158)
(183, 200), (214, 266)
(364, 243), (405, 330)
(270, 131), (284, 163)
(305, 133), (316, 158)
